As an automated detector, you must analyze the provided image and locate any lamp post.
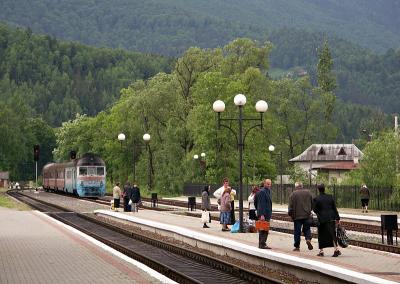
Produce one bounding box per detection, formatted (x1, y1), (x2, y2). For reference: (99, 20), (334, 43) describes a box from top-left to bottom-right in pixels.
(143, 133), (152, 191)
(118, 132), (151, 186)
(193, 152), (206, 182)
(118, 133), (126, 147)
(117, 133), (128, 179)
(213, 94), (268, 232)
(268, 145), (283, 204)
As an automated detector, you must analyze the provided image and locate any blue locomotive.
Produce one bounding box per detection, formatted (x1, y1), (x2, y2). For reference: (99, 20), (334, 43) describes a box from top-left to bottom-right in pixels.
(43, 153), (106, 197)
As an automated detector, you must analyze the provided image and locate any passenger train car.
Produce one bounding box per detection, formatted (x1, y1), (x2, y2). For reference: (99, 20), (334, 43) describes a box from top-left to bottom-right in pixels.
(42, 153), (106, 197)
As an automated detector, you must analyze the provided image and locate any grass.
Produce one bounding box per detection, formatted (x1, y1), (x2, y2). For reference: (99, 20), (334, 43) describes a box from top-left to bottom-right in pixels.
(0, 188), (31, 210)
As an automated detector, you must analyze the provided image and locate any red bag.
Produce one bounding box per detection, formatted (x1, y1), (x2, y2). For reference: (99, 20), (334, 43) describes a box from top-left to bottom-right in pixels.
(255, 220), (270, 231)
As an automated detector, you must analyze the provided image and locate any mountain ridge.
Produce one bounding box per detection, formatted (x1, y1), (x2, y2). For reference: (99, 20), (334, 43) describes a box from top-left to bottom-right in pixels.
(1, 0), (399, 56)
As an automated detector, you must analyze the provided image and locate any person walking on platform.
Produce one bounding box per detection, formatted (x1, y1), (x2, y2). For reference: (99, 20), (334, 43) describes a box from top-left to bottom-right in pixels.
(313, 183), (341, 257)
(123, 181), (132, 212)
(131, 183), (141, 212)
(248, 185), (259, 221)
(360, 184), (370, 213)
(254, 179), (273, 249)
(220, 186), (232, 231)
(112, 182), (122, 210)
(201, 185), (211, 228)
(288, 181), (313, 252)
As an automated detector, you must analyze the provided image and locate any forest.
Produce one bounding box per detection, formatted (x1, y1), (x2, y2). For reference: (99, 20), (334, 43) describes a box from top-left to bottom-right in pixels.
(49, 39), (392, 194)
(0, 24), (172, 126)
(1, 0), (400, 114)
(0, 24), (395, 191)
(1, 0), (399, 54)
(0, 24), (172, 180)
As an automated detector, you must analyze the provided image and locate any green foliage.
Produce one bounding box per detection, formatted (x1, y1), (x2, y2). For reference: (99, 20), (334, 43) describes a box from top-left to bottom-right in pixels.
(1, 0), (399, 54)
(317, 41), (336, 93)
(0, 24), (172, 126)
(52, 37), (396, 195)
(268, 28), (400, 115)
(357, 132), (400, 187)
(287, 165), (309, 185)
(0, 93), (56, 180)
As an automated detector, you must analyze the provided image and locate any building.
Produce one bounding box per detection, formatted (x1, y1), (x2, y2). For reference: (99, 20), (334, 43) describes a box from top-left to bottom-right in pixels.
(289, 144), (363, 183)
(0, 171), (10, 188)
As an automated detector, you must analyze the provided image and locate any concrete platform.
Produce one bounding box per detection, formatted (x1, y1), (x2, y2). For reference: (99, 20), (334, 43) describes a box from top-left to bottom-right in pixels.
(0, 209), (176, 284)
(95, 209), (400, 284)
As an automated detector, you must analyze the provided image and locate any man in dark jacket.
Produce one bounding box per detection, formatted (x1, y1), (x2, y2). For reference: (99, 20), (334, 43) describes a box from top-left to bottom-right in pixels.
(288, 181), (313, 251)
(131, 183), (141, 212)
(254, 179), (272, 249)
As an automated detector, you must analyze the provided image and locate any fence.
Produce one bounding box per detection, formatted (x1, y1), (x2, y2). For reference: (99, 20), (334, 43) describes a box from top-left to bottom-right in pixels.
(183, 183), (400, 211)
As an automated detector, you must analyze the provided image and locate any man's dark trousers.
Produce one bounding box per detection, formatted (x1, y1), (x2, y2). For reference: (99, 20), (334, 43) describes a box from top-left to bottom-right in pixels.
(123, 197), (131, 212)
(259, 230), (268, 247)
(294, 218), (312, 248)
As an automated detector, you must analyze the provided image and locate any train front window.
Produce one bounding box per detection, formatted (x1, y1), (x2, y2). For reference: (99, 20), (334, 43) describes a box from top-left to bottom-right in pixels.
(87, 167), (96, 176)
(97, 167), (105, 176)
(79, 167), (87, 176)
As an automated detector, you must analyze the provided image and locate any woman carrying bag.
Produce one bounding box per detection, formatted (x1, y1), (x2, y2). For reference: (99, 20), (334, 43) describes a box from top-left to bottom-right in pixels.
(313, 183), (342, 257)
(201, 185), (211, 228)
(248, 185), (259, 221)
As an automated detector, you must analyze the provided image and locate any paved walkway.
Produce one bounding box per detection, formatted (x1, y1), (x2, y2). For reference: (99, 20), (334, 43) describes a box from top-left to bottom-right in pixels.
(0, 208), (175, 284)
(96, 208), (400, 284)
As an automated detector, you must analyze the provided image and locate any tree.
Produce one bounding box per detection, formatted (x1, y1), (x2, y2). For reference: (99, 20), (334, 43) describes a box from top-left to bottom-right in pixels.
(315, 41), (338, 142)
(358, 131), (400, 187)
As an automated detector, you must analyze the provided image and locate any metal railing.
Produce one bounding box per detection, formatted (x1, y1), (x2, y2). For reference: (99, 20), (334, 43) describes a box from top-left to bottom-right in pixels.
(183, 183), (400, 211)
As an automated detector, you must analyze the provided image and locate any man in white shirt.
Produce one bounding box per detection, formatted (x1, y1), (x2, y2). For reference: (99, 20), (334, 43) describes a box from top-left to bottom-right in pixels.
(214, 177), (236, 220)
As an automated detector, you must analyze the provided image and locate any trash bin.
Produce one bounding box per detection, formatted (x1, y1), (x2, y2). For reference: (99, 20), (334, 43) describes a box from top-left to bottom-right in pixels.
(188, 196), (196, 211)
(151, 193), (158, 207)
(381, 214), (398, 245)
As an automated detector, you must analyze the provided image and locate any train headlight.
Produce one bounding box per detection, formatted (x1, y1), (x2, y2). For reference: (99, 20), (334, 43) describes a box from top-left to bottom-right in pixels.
(100, 181), (103, 187)
(81, 181), (84, 187)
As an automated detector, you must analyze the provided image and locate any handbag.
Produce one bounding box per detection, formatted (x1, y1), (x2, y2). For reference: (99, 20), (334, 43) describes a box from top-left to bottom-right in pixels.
(336, 225), (349, 248)
(128, 199), (133, 205)
(308, 215), (320, 227)
(255, 220), (270, 231)
(201, 211), (209, 223)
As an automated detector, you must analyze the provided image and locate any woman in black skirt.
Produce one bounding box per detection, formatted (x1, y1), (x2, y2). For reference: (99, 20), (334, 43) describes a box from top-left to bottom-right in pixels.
(313, 183), (341, 257)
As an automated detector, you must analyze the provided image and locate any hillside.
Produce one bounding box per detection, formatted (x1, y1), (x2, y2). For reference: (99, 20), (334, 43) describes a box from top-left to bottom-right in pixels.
(0, 0), (399, 56)
(0, 24), (172, 126)
(268, 29), (400, 114)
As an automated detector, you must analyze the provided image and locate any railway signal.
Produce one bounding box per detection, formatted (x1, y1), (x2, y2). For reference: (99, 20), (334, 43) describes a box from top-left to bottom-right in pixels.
(70, 151), (77, 160)
(33, 145), (40, 161)
(33, 144), (40, 191)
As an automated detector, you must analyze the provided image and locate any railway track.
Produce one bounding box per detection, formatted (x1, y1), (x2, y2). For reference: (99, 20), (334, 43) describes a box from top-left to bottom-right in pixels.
(8, 190), (283, 284)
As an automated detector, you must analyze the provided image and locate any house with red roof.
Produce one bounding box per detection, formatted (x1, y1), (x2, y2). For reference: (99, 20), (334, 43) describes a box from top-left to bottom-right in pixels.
(289, 144), (363, 183)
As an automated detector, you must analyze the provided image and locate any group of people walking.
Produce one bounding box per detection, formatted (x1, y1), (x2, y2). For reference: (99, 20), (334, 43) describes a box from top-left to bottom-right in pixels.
(112, 181), (141, 212)
(289, 182), (341, 257)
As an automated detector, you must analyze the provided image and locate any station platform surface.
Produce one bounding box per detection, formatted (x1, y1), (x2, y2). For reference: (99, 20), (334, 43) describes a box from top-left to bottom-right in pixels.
(163, 196), (400, 222)
(95, 208), (400, 284)
(0, 207), (175, 284)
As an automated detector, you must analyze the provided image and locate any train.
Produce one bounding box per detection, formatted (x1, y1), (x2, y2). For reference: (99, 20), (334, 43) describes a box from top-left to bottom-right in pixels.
(42, 153), (106, 197)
